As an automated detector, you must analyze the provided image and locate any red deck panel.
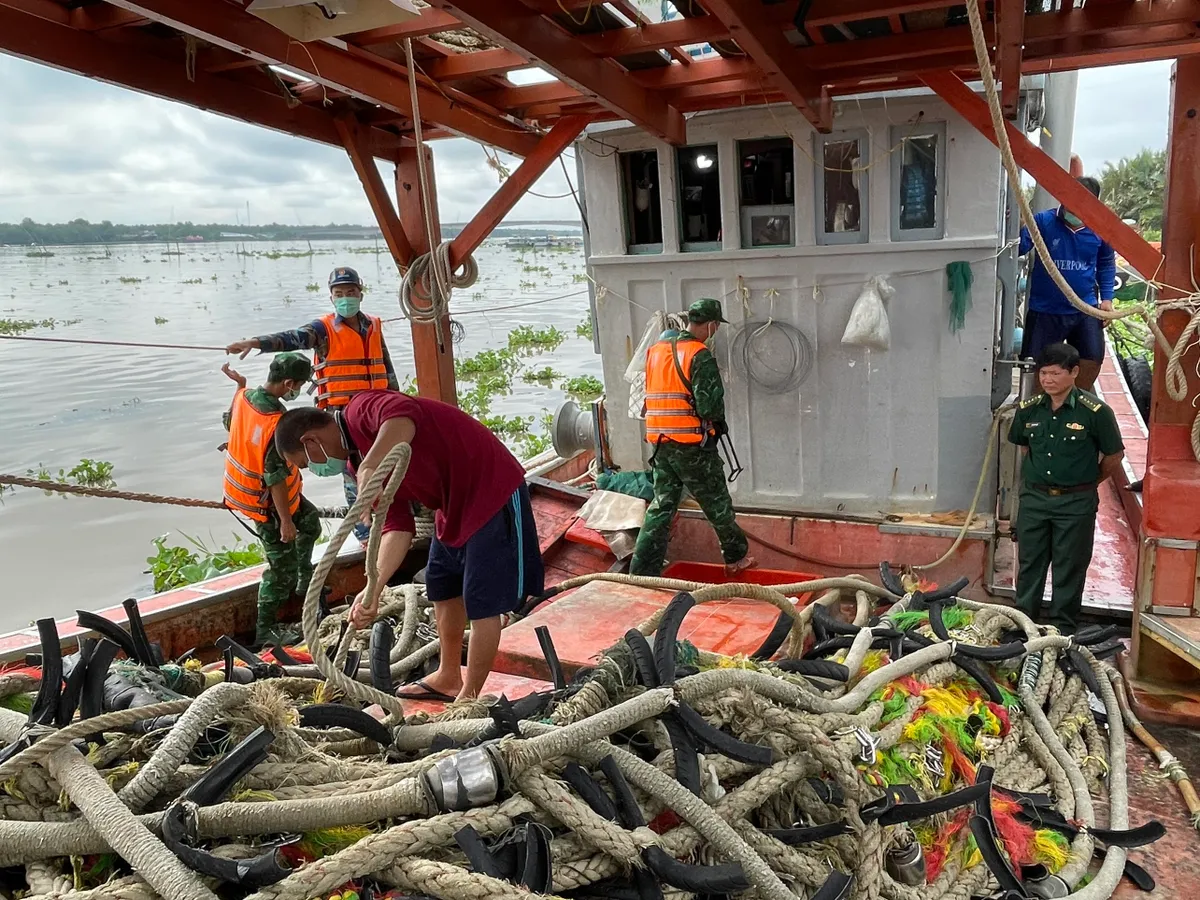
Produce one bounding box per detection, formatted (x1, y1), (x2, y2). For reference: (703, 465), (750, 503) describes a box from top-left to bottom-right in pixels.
(495, 579), (804, 681)
(565, 518), (610, 551)
(397, 670), (553, 717)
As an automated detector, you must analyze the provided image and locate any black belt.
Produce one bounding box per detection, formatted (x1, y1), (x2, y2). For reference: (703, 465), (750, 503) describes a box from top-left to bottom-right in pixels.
(1028, 481), (1096, 496)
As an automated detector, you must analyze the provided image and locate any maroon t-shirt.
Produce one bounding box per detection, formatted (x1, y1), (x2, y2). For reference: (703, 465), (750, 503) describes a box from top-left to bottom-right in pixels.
(341, 390), (525, 547)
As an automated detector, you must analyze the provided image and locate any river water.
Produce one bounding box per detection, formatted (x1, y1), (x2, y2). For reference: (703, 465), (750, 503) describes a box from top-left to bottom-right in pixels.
(0, 238), (596, 630)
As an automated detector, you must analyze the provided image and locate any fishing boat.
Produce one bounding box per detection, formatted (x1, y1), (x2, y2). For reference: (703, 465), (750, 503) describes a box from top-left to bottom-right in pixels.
(2, 1), (1200, 898)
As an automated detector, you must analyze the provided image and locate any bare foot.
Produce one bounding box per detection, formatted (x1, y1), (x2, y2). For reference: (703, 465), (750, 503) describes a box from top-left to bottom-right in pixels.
(725, 555), (758, 577)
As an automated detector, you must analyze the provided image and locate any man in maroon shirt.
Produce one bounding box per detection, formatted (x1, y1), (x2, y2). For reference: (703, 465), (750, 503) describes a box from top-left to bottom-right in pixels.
(275, 390), (543, 702)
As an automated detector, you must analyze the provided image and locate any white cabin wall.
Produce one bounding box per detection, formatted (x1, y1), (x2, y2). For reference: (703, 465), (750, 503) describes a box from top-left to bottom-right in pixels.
(578, 95), (1003, 515)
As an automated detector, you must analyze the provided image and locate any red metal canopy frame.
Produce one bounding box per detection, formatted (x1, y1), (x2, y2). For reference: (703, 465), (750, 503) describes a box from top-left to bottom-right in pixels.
(3, 0), (1199, 640)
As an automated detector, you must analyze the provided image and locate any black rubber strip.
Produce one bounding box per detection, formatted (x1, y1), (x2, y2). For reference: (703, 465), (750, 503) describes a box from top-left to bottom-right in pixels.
(927, 600), (952, 642)
(185, 725), (275, 805)
(953, 642), (1028, 662)
(952, 655), (1007, 706)
(122, 598), (160, 668)
(216, 634), (265, 667)
(80, 639), (120, 720)
(673, 701), (774, 766)
(775, 659), (851, 681)
(764, 822), (852, 844)
(752, 609), (793, 660)
(535, 626), (567, 691)
(562, 762), (619, 821)
(642, 847), (750, 894)
(56, 638), (94, 728)
(662, 713), (702, 796)
(454, 826), (506, 880)
(299, 704), (392, 747)
(812, 604), (861, 637)
(342, 649), (361, 677)
(29, 619), (64, 726)
(631, 867), (665, 900)
(369, 619), (394, 694)
(1121, 858), (1155, 892)
(75, 610), (138, 662)
(267, 643), (301, 666)
(518, 821), (553, 893)
(598, 755), (646, 829)
(994, 786), (1054, 809)
(968, 814), (1027, 896)
(511, 690), (553, 721)
(811, 870), (854, 900)
(653, 592), (696, 686)
(922, 576), (970, 603)
(878, 562), (906, 596)
(1074, 624), (1120, 646)
(974, 765), (997, 829)
(1064, 647), (1105, 698)
(876, 781), (991, 827)
(623, 629), (661, 689)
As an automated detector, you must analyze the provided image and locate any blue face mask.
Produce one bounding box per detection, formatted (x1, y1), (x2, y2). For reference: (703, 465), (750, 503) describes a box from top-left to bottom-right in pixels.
(305, 442), (346, 478)
(334, 296), (361, 318)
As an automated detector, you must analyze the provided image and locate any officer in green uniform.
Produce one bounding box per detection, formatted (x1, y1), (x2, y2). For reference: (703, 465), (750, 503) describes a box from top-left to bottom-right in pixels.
(221, 353), (322, 647)
(1009, 341), (1125, 633)
(630, 299), (755, 577)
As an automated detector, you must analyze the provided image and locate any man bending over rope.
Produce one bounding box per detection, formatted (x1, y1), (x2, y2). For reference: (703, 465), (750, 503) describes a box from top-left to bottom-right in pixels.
(275, 390), (543, 702)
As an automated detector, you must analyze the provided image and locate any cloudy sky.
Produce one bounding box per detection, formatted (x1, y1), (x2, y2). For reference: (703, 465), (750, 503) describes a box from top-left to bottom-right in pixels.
(0, 52), (1175, 226)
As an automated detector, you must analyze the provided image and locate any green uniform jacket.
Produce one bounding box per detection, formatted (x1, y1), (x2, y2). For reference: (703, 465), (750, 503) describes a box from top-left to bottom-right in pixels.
(1007, 387), (1124, 488)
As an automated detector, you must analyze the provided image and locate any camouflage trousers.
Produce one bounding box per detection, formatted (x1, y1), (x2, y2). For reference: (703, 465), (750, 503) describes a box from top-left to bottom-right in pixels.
(630, 442), (749, 577)
(257, 496), (321, 629)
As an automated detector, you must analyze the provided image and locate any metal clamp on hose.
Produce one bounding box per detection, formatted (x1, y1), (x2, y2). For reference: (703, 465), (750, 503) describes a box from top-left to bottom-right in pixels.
(422, 742), (508, 812)
(886, 838), (926, 887)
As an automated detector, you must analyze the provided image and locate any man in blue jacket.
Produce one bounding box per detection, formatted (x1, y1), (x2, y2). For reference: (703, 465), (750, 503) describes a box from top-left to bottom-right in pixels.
(1019, 176), (1115, 392)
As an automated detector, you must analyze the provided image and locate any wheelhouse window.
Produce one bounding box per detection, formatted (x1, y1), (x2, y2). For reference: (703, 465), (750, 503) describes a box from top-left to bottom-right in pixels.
(738, 137), (795, 248)
(676, 144), (722, 252)
(891, 123), (945, 240)
(815, 130), (868, 245)
(620, 150), (662, 254)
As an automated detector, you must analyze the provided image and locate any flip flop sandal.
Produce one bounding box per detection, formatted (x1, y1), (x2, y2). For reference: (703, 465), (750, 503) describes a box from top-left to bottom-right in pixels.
(395, 679), (458, 703)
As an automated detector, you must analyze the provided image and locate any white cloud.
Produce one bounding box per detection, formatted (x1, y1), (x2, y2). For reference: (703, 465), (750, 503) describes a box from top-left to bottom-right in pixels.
(0, 53), (1176, 225)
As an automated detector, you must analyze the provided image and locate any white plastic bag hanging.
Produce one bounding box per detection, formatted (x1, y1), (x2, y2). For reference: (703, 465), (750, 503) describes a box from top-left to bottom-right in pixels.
(626, 310), (687, 419)
(841, 275), (894, 351)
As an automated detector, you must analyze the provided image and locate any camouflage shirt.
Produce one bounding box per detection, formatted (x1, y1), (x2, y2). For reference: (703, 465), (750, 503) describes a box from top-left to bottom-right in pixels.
(254, 314), (400, 391)
(659, 329), (725, 423)
(222, 387), (292, 487)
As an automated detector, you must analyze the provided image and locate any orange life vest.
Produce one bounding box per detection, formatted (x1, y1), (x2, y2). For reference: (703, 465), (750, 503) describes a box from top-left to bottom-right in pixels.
(644, 336), (710, 444)
(313, 312), (389, 408)
(223, 389), (302, 523)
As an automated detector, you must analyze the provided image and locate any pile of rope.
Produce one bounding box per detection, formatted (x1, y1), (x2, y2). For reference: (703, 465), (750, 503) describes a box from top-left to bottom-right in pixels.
(0, 443), (1185, 900)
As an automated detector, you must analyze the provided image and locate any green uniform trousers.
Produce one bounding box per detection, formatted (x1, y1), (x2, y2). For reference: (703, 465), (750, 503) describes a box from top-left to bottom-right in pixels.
(1014, 487), (1098, 634)
(630, 442), (749, 577)
(257, 496), (321, 631)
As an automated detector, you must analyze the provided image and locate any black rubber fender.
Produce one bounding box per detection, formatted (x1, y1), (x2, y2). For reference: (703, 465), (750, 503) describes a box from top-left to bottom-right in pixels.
(641, 847), (750, 894)
(598, 754), (646, 829)
(875, 780), (991, 827)
(1120, 857), (1155, 892)
(29, 618), (64, 727)
(952, 642), (1027, 662)
(535, 625), (567, 691)
(122, 598), (161, 668)
(1063, 647), (1105, 699)
(662, 712), (703, 797)
(369, 619), (395, 694)
(751, 609), (793, 660)
(922, 576), (970, 603)
(623, 629), (661, 689)
(653, 592), (696, 686)
(775, 659), (850, 682)
(56, 638), (94, 728)
(878, 562), (906, 596)
(298, 704), (392, 747)
(673, 701), (774, 767)
(75, 609), (139, 662)
(764, 822), (851, 844)
(812, 604), (861, 637)
(562, 762), (619, 821)
(454, 826), (506, 880)
(79, 639), (120, 720)
(811, 870), (854, 900)
(926, 599), (953, 642)
(952, 654), (1007, 706)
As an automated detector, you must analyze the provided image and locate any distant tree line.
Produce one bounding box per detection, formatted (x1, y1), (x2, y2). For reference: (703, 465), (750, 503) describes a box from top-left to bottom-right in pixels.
(0, 218), (583, 247)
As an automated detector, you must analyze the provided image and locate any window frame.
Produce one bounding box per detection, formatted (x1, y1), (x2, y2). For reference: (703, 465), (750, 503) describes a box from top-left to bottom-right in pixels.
(619, 148), (664, 254)
(737, 136), (796, 249)
(814, 129), (869, 246)
(890, 121), (947, 242)
(675, 143), (723, 253)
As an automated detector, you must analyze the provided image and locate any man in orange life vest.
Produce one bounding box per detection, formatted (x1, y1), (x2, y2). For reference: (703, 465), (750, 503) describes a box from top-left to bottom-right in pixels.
(225, 266), (399, 542)
(630, 298), (755, 577)
(221, 352), (320, 647)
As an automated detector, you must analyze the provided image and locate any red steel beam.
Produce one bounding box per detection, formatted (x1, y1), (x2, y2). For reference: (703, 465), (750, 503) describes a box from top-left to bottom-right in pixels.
(997, 0), (1025, 118)
(450, 115), (590, 267)
(697, 0), (830, 131)
(605, 0), (692, 66)
(922, 71), (1162, 279)
(71, 5), (148, 30)
(633, 57), (757, 89)
(577, 15), (726, 56)
(429, 0), (686, 144)
(0, 4), (406, 157)
(335, 115), (414, 268)
(345, 8), (463, 45)
(396, 147), (457, 406)
(425, 47), (527, 81)
(100, 0), (542, 156)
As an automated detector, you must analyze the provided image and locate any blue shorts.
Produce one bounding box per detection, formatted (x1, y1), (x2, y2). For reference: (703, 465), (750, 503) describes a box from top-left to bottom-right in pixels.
(1023, 309), (1105, 363)
(425, 484), (544, 620)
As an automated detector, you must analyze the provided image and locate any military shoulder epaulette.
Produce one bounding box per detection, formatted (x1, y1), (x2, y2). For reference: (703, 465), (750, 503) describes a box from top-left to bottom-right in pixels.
(1019, 395), (1042, 409)
(1078, 394), (1102, 412)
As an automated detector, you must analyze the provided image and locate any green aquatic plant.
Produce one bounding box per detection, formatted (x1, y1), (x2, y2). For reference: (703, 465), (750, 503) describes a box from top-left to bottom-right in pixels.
(575, 316), (594, 340)
(456, 347), (518, 380)
(154, 316), (169, 325)
(305, 282), (322, 292)
(118, 276), (143, 284)
(523, 366), (562, 385)
(507, 325), (565, 353)
(25, 458), (117, 493)
(562, 374), (603, 401)
(0, 317), (58, 335)
(24, 250), (54, 258)
(145, 533), (266, 592)
(182, 278), (203, 285)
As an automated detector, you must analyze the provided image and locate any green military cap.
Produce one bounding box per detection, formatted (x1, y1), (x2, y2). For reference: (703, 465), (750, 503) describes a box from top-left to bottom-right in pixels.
(687, 297), (729, 324)
(268, 351), (313, 384)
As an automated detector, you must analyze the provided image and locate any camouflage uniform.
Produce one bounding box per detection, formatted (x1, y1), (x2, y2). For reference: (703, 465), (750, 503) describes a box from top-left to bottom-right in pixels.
(223, 381), (321, 640)
(631, 299), (749, 576)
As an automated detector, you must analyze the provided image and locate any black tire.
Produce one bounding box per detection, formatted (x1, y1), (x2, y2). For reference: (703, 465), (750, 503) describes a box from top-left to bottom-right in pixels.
(1120, 355), (1153, 425)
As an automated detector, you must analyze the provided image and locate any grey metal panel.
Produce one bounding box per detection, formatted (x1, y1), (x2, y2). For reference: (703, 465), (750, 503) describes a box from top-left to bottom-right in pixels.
(936, 395), (996, 511)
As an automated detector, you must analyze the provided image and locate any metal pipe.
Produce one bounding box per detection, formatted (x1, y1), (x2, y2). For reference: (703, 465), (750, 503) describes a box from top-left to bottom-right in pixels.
(1031, 70), (1079, 213)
